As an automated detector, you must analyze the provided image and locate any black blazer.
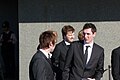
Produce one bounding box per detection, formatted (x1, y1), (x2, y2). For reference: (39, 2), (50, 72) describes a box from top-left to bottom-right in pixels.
(52, 40), (69, 71)
(29, 50), (54, 80)
(111, 46), (120, 80)
(0, 57), (4, 80)
(62, 41), (104, 80)
(51, 40), (70, 80)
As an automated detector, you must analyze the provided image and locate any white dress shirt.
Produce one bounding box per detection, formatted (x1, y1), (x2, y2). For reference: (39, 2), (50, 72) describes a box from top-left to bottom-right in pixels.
(40, 49), (51, 58)
(84, 41), (94, 64)
(64, 40), (70, 46)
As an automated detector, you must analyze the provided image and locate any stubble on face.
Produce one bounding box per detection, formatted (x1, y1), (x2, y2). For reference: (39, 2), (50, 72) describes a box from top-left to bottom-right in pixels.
(66, 31), (75, 43)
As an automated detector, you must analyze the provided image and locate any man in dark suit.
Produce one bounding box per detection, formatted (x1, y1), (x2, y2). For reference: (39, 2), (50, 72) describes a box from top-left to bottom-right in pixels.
(111, 46), (120, 80)
(52, 25), (75, 80)
(0, 21), (17, 79)
(62, 23), (104, 80)
(29, 30), (57, 80)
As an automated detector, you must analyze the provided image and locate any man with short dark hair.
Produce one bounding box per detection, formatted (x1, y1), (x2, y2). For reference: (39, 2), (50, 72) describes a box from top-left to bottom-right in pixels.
(62, 23), (104, 80)
(0, 21), (17, 79)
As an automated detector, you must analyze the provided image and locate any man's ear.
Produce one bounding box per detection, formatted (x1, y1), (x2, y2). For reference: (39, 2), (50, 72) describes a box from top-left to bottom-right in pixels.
(49, 42), (53, 47)
(93, 32), (96, 37)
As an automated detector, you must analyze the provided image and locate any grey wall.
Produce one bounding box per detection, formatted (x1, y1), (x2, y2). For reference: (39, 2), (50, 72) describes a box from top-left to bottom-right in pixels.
(18, 0), (120, 80)
(19, 22), (120, 80)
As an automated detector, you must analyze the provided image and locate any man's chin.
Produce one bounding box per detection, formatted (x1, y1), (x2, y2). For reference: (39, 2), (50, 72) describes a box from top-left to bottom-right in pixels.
(69, 40), (74, 42)
(84, 41), (89, 44)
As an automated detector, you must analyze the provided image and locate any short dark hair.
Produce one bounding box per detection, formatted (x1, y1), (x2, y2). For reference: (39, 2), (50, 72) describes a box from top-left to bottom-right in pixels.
(2, 21), (10, 28)
(61, 25), (75, 38)
(83, 23), (97, 33)
(39, 30), (57, 49)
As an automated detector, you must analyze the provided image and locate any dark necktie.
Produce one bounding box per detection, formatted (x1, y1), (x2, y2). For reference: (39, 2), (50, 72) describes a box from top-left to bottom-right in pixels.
(48, 53), (51, 64)
(48, 53), (50, 59)
(84, 46), (90, 64)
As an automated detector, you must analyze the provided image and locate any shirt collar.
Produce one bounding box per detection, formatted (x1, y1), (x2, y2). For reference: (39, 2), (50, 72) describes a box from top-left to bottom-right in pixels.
(64, 40), (70, 45)
(40, 49), (50, 58)
(84, 41), (94, 48)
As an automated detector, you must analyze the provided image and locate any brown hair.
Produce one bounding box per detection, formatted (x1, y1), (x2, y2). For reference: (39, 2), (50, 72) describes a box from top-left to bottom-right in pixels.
(61, 25), (75, 39)
(39, 30), (57, 49)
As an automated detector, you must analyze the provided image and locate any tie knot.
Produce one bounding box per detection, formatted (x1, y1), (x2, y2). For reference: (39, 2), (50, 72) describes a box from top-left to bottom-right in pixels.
(86, 46), (90, 48)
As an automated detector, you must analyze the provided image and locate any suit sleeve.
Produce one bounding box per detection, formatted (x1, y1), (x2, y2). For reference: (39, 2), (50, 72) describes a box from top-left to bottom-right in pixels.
(52, 45), (60, 66)
(32, 59), (46, 80)
(62, 44), (74, 80)
(51, 45), (61, 72)
(95, 49), (104, 80)
(111, 49), (120, 80)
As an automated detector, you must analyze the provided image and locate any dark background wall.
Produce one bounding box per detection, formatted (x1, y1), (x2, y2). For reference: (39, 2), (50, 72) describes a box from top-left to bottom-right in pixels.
(19, 0), (120, 22)
(1, 0), (120, 80)
(0, 0), (18, 32)
(0, 0), (18, 80)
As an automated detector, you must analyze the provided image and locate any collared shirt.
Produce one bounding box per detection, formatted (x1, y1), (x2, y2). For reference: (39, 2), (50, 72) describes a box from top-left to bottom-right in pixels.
(40, 49), (51, 58)
(84, 41), (94, 64)
(64, 40), (70, 46)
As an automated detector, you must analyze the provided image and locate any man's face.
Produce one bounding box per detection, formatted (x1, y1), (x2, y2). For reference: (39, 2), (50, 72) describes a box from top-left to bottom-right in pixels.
(50, 45), (55, 53)
(50, 40), (57, 53)
(83, 28), (96, 44)
(65, 31), (75, 43)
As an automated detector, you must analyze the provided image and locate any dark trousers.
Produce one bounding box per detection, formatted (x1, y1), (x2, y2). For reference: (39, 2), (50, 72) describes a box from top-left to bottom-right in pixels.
(55, 69), (62, 80)
(0, 66), (4, 80)
(1, 45), (15, 78)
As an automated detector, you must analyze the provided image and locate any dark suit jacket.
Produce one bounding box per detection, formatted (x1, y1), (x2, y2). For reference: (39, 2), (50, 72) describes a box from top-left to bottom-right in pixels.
(0, 57), (4, 80)
(51, 40), (69, 80)
(29, 50), (54, 80)
(111, 46), (120, 80)
(52, 40), (69, 71)
(62, 41), (104, 80)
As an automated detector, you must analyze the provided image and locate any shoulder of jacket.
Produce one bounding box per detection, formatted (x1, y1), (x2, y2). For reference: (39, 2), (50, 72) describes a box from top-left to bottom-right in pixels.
(94, 43), (104, 50)
(113, 46), (120, 52)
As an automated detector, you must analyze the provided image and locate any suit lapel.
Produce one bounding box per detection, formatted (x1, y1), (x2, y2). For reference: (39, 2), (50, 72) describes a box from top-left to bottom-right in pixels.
(61, 40), (69, 50)
(38, 50), (52, 67)
(77, 41), (85, 65)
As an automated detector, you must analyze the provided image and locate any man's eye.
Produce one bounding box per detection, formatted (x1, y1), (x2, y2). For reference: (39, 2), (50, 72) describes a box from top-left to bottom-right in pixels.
(87, 33), (90, 35)
(83, 33), (90, 35)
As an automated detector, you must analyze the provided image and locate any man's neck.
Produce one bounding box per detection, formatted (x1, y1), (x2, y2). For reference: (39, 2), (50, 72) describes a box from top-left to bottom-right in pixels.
(84, 40), (94, 45)
(40, 48), (50, 54)
(40, 48), (51, 58)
